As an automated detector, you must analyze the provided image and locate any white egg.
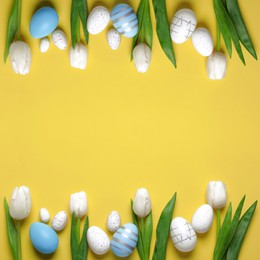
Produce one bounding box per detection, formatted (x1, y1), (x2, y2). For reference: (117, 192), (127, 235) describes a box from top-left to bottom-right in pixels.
(39, 208), (50, 223)
(87, 226), (110, 255)
(170, 9), (197, 44)
(106, 29), (121, 50)
(170, 217), (197, 252)
(106, 210), (121, 232)
(87, 6), (110, 35)
(192, 27), (214, 56)
(52, 30), (67, 50)
(51, 211), (68, 231)
(191, 204), (214, 233)
(40, 38), (50, 53)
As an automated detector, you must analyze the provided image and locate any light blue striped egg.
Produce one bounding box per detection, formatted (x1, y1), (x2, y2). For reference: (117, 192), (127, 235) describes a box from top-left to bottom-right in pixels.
(111, 223), (138, 257)
(111, 4), (138, 38)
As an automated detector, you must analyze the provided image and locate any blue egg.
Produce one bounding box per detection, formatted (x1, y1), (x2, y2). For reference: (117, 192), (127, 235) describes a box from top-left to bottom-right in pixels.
(111, 4), (138, 38)
(30, 7), (59, 38)
(30, 222), (59, 254)
(111, 223), (138, 257)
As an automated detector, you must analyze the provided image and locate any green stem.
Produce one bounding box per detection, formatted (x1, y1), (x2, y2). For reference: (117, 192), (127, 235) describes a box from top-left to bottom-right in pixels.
(216, 209), (221, 240)
(17, 220), (22, 260)
(140, 218), (147, 260)
(17, 0), (22, 40)
(76, 217), (81, 243)
(216, 19), (221, 51)
(76, 16), (80, 43)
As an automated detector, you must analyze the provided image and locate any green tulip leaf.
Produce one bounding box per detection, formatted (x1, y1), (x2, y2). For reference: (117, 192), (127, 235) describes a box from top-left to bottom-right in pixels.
(70, 212), (79, 260)
(70, 0), (79, 48)
(79, 216), (89, 259)
(78, 0), (89, 44)
(144, 211), (153, 260)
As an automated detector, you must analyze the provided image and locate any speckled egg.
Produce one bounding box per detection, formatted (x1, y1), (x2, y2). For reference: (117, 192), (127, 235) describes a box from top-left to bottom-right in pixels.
(191, 204), (214, 233)
(30, 222), (59, 254)
(87, 226), (110, 255)
(170, 217), (197, 252)
(39, 208), (50, 223)
(30, 7), (59, 38)
(111, 223), (138, 257)
(52, 30), (67, 50)
(111, 4), (138, 38)
(191, 27), (214, 56)
(51, 211), (68, 231)
(170, 9), (197, 44)
(106, 210), (121, 232)
(106, 29), (121, 50)
(87, 6), (110, 35)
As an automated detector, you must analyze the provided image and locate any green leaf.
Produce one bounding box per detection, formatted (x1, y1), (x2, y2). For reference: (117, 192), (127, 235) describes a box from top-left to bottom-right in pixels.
(131, 200), (145, 260)
(144, 210), (153, 260)
(4, 0), (19, 62)
(226, 0), (257, 60)
(152, 193), (177, 260)
(78, 0), (89, 44)
(78, 216), (89, 260)
(4, 198), (18, 260)
(227, 200), (257, 259)
(70, 212), (79, 260)
(70, 0), (79, 48)
(152, 0), (176, 67)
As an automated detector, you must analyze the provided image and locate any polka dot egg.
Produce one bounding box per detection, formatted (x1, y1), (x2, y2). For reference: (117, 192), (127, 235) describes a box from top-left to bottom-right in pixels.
(111, 223), (138, 257)
(111, 4), (138, 38)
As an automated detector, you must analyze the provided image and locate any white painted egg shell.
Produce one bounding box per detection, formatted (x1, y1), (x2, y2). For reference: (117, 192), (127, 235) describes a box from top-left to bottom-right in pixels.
(170, 217), (197, 252)
(192, 27), (214, 56)
(87, 6), (110, 35)
(39, 208), (50, 223)
(111, 223), (138, 257)
(111, 4), (138, 38)
(191, 204), (214, 233)
(170, 8), (197, 44)
(39, 38), (50, 53)
(51, 211), (68, 231)
(106, 29), (121, 50)
(106, 210), (121, 232)
(52, 30), (67, 50)
(87, 226), (110, 255)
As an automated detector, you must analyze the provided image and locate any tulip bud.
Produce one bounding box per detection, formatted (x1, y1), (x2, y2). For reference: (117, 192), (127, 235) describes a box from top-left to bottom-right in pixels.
(9, 186), (32, 220)
(10, 41), (31, 75)
(133, 188), (151, 218)
(206, 181), (227, 209)
(133, 43), (151, 73)
(70, 191), (88, 218)
(207, 51), (227, 80)
(69, 43), (88, 70)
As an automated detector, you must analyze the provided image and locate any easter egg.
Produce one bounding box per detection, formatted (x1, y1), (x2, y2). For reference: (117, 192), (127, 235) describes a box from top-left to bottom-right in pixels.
(30, 222), (59, 254)
(30, 7), (59, 38)
(87, 226), (110, 255)
(106, 29), (121, 50)
(191, 28), (214, 57)
(170, 217), (197, 252)
(111, 4), (138, 38)
(87, 6), (110, 35)
(106, 210), (121, 231)
(191, 204), (214, 233)
(170, 9), (197, 44)
(111, 223), (138, 257)
(51, 211), (68, 231)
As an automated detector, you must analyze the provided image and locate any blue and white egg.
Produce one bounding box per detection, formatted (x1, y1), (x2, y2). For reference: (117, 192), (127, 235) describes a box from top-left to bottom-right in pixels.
(111, 4), (138, 38)
(111, 223), (138, 257)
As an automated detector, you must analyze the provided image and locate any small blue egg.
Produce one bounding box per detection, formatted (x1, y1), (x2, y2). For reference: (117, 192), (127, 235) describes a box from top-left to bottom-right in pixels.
(111, 4), (138, 38)
(30, 7), (59, 38)
(111, 223), (138, 257)
(30, 222), (59, 254)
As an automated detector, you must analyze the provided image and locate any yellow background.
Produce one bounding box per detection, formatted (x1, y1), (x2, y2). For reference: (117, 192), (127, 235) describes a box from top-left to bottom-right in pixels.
(0, 0), (259, 259)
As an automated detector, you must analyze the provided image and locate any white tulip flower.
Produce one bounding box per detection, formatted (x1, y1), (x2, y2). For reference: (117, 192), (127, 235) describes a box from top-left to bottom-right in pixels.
(206, 181), (227, 209)
(10, 41), (31, 75)
(207, 52), (227, 80)
(133, 188), (152, 218)
(133, 43), (152, 73)
(9, 186), (32, 220)
(70, 191), (88, 218)
(69, 43), (88, 70)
